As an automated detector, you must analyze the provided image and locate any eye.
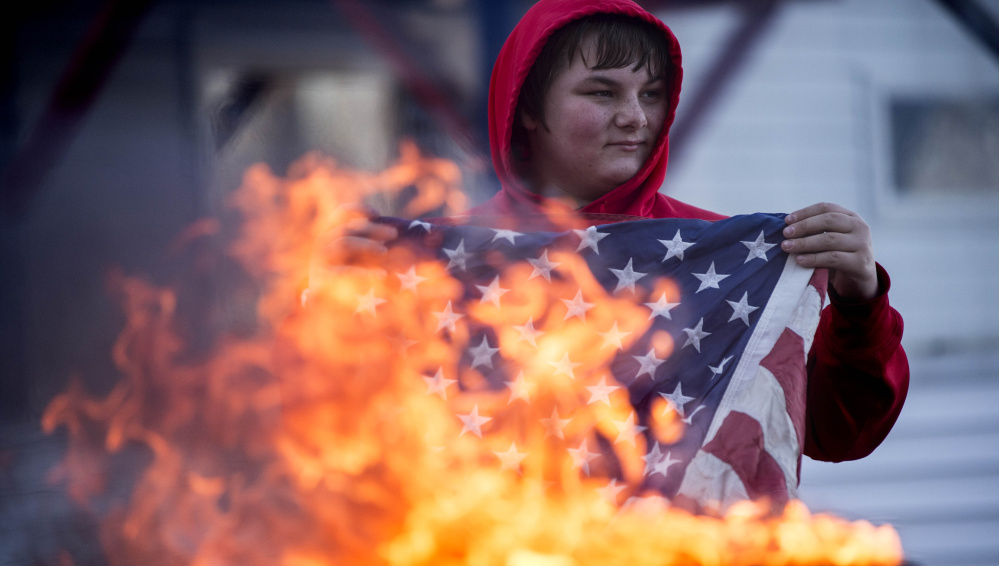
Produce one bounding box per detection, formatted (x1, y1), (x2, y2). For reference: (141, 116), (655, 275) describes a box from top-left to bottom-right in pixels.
(587, 90), (613, 97)
(642, 89), (663, 99)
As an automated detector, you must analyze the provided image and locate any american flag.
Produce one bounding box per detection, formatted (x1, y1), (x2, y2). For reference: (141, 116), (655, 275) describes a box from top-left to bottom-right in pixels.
(379, 212), (827, 508)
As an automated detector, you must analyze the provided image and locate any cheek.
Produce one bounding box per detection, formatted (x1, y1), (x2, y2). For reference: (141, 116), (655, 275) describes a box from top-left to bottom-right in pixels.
(551, 102), (607, 140)
(646, 105), (668, 138)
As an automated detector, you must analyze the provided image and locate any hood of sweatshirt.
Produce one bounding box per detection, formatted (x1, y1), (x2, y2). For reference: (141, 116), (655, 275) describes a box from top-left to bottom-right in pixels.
(468, 0), (720, 223)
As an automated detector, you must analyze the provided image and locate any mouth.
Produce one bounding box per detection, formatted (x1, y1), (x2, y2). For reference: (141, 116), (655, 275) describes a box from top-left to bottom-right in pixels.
(609, 141), (644, 151)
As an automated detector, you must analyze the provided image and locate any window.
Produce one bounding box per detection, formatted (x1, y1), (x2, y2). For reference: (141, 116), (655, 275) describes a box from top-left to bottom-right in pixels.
(891, 97), (999, 195)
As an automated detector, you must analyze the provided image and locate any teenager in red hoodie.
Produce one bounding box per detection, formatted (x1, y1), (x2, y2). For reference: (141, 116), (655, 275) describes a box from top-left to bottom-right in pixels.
(347, 0), (907, 464)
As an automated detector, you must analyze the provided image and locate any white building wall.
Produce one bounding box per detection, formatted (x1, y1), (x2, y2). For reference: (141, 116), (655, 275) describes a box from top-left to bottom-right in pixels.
(657, 3), (999, 564)
(659, 0), (999, 353)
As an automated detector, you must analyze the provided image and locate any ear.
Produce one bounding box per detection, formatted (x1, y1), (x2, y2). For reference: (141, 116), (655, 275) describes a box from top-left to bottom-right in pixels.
(520, 109), (540, 132)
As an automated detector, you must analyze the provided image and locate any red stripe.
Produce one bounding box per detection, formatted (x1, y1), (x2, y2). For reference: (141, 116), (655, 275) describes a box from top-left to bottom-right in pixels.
(759, 328), (807, 459)
(809, 271), (829, 308)
(703, 411), (788, 504)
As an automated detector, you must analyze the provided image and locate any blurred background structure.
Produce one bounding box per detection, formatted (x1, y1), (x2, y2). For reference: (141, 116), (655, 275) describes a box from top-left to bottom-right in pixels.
(1, 0), (997, 564)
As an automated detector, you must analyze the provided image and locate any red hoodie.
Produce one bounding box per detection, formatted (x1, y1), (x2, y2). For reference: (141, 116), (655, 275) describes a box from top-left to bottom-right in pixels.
(469, 0), (721, 220)
(467, 0), (907, 463)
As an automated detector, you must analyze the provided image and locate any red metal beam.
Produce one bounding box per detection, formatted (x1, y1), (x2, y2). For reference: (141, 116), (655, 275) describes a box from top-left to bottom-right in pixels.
(330, 0), (484, 158)
(665, 0), (781, 171)
(0, 0), (156, 220)
(934, 0), (999, 63)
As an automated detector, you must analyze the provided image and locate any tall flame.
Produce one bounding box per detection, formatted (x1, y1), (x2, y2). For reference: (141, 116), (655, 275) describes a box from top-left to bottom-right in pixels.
(42, 144), (903, 566)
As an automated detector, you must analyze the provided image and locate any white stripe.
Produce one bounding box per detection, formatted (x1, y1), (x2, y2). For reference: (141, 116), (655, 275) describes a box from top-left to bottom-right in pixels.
(678, 256), (815, 506)
(788, 283), (823, 354)
(740, 365), (800, 496)
(701, 255), (814, 445)
(676, 451), (750, 510)
(679, 366), (801, 506)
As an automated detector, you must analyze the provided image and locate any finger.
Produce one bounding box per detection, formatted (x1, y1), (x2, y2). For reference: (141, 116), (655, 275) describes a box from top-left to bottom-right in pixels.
(782, 212), (858, 241)
(330, 235), (391, 257)
(342, 218), (399, 242)
(792, 250), (855, 270)
(316, 218), (397, 248)
(781, 230), (859, 254)
(785, 202), (852, 225)
(322, 203), (382, 234)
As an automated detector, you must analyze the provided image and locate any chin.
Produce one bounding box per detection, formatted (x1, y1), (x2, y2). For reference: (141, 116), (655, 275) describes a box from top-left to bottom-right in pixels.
(598, 167), (643, 188)
(602, 159), (646, 182)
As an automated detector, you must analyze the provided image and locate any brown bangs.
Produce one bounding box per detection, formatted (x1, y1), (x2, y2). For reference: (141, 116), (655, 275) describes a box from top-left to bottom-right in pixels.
(515, 13), (672, 141)
(576, 15), (671, 78)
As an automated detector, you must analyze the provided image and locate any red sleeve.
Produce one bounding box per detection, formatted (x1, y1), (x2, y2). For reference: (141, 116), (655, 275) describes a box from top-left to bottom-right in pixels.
(803, 263), (910, 462)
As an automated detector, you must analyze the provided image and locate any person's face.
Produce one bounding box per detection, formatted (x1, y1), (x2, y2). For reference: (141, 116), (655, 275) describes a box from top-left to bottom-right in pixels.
(521, 37), (668, 208)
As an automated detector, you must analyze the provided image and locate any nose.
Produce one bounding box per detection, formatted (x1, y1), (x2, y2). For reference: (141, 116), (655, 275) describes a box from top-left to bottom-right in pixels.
(614, 93), (648, 130)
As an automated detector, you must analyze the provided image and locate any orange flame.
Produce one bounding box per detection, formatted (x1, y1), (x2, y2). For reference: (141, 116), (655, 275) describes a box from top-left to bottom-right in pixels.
(42, 144), (903, 566)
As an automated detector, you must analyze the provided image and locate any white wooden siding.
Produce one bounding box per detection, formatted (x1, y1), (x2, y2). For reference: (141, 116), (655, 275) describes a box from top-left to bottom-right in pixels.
(800, 354), (999, 566)
(659, 0), (999, 351)
(657, 2), (999, 564)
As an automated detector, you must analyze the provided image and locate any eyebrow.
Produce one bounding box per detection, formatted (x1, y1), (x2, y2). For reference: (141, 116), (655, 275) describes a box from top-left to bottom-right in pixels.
(581, 74), (665, 86)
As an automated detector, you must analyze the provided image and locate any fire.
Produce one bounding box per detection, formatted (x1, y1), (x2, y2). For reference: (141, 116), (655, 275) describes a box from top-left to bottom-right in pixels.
(42, 144), (903, 565)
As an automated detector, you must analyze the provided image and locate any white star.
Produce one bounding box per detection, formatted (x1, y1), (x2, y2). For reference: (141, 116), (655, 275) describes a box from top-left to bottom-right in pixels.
(491, 228), (523, 244)
(422, 367), (456, 399)
(644, 292), (680, 321)
(659, 230), (695, 262)
(632, 348), (666, 380)
(527, 249), (560, 282)
(709, 355), (734, 379)
(568, 439), (601, 476)
(494, 442), (528, 471)
(355, 289), (386, 315)
(512, 317), (543, 347)
(443, 239), (471, 271)
(742, 231), (776, 263)
(681, 318), (711, 352)
(643, 442), (667, 476)
(457, 405), (492, 438)
(586, 376), (620, 406)
(658, 383), (695, 418)
(507, 371), (531, 404)
(682, 405), (707, 425)
(540, 407), (571, 439)
(561, 289), (594, 321)
(574, 225), (610, 254)
(409, 219), (431, 232)
(654, 453), (681, 478)
(433, 301), (465, 333)
(596, 478), (628, 502)
(396, 267), (427, 292)
(646, 444), (681, 478)
(609, 257), (647, 293)
(726, 291), (759, 326)
(476, 276), (510, 308)
(467, 336), (500, 369)
(613, 412), (648, 445)
(598, 321), (631, 350)
(692, 262), (730, 293)
(548, 352), (582, 380)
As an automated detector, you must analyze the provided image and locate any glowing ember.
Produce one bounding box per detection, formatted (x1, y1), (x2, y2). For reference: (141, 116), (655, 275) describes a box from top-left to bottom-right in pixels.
(42, 145), (903, 565)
